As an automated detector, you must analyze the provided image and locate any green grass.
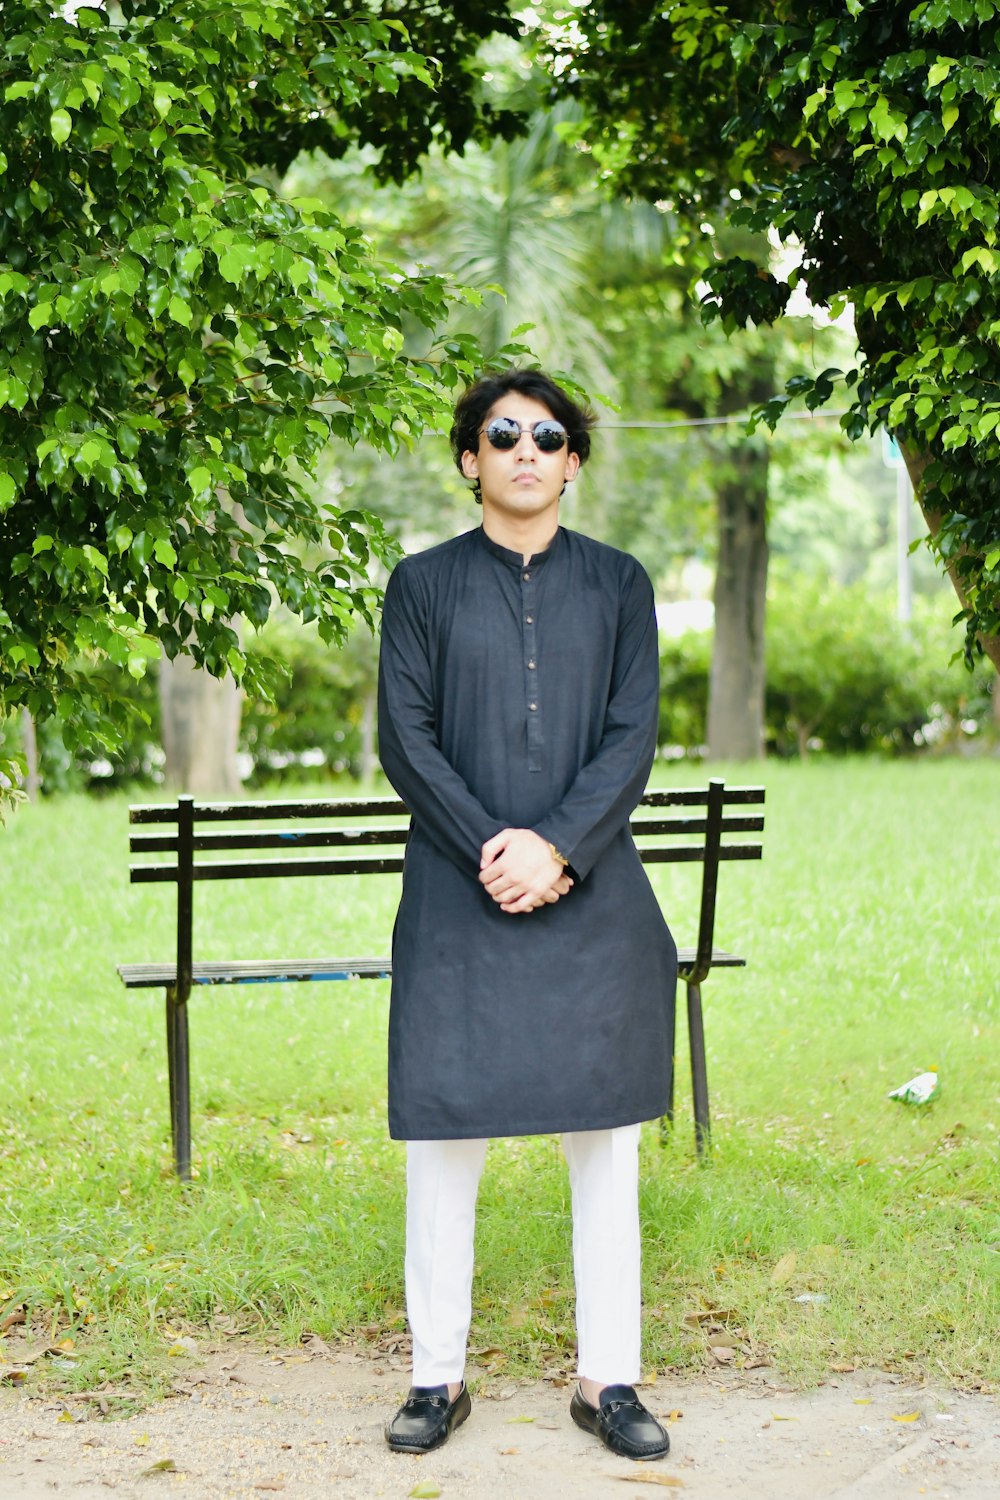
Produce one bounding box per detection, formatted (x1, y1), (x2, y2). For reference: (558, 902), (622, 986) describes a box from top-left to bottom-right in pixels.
(2, 758), (998, 1400)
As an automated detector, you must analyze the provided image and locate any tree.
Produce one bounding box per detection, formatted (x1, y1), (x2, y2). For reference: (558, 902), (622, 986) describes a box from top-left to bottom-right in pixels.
(0, 0), (522, 807)
(546, 0), (1000, 673)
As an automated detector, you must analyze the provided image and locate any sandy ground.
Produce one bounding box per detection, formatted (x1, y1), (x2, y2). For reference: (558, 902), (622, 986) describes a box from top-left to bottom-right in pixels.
(2, 1342), (998, 1500)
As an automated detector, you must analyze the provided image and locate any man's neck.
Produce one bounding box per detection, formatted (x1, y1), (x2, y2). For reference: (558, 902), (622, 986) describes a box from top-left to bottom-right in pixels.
(481, 510), (559, 564)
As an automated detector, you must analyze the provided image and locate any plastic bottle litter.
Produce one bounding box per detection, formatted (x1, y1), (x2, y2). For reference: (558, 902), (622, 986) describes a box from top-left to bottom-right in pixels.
(888, 1069), (939, 1105)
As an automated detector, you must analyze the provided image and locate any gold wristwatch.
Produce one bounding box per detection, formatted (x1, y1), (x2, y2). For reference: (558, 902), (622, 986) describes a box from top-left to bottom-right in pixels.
(548, 842), (569, 867)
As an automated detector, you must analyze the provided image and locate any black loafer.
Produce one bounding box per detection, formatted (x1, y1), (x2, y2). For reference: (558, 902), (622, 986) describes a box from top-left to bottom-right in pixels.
(385, 1382), (471, 1452)
(570, 1383), (670, 1461)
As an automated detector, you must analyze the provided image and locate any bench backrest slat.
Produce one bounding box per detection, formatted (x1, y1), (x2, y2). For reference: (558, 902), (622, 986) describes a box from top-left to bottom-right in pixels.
(129, 811), (763, 858)
(133, 855), (408, 883)
(129, 796), (405, 824)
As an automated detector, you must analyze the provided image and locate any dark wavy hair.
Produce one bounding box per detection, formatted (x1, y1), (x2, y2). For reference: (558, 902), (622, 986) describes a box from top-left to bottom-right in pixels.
(450, 370), (595, 502)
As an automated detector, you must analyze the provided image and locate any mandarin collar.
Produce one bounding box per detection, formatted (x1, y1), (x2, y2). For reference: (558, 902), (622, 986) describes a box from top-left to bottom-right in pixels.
(476, 524), (562, 569)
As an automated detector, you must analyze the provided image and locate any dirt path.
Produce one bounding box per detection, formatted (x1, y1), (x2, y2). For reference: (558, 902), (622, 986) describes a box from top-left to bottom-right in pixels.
(2, 1344), (998, 1500)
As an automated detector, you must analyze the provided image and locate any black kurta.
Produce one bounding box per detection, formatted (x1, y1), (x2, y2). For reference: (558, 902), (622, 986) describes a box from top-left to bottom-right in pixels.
(377, 524), (677, 1140)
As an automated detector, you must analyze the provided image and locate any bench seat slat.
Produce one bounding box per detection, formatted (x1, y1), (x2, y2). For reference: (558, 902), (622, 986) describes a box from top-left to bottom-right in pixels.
(117, 957), (393, 987)
(117, 945), (742, 990)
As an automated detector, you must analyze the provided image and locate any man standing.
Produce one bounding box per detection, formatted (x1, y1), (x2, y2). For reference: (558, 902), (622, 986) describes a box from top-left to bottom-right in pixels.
(377, 370), (677, 1462)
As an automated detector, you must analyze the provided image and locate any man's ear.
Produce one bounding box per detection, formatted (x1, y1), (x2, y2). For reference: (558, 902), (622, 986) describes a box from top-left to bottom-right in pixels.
(461, 451), (478, 480)
(565, 452), (581, 483)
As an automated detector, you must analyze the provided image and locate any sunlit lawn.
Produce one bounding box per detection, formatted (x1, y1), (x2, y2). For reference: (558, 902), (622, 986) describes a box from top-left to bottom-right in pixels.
(2, 756), (998, 1400)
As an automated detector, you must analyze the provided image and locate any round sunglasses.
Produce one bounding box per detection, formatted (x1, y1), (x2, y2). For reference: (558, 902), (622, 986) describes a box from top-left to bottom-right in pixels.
(480, 416), (569, 453)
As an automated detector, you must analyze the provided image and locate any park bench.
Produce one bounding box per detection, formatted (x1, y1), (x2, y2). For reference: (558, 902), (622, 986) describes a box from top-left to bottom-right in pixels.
(117, 780), (764, 1178)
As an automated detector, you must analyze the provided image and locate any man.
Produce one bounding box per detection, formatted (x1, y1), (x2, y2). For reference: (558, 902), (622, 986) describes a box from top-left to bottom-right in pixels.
(376, 369), (677, 1462)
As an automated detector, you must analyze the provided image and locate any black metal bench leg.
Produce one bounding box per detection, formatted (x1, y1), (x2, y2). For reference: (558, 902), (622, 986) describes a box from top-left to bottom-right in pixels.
(659, 980), (678, 1145)
(686, 980), (711, 1160)
(166, 985), (192, 1181)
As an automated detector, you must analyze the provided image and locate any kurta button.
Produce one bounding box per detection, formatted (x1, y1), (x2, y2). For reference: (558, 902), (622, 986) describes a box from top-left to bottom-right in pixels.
(525, 614), (534, 624)
(527, 659), (536, 669)
(528, 702), (537, 711)
(523, 571), (531, 580)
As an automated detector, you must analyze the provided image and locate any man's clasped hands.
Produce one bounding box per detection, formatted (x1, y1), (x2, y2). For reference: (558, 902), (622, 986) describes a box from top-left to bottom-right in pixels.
(479, 828), (574, 915)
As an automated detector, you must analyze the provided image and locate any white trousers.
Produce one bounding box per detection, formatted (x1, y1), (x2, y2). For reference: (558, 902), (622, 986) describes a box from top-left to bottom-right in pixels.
(405, 1124), (642, 1387)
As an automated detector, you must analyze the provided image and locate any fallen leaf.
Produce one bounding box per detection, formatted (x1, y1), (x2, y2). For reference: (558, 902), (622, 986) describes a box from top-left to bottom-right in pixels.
(710, 1346), (735, 1363)
(0, 1369), (27, 1386)
(0, 1307), (26, 1334)
(506, 1415), (535, 1424)
(771, 1413), (799, 1422)
(830, 1362), (856, 1373)
(140, 1459), (177, 1476)
(409, 1485), (442, 1499)
(301, 1333), (331, 1355)
(853, 1399), (871, 1406)
(771, 1253), (798, 1285)
(253, 1486), (285, 1494)
(666, 1409), (683, 1422)
(613, 1473), (685, 1487)
(891, 1412), (922, 1423)
(499, 1446), (520, 1454)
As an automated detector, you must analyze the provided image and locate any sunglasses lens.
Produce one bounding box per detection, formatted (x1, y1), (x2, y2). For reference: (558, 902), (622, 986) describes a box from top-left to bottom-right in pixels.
(484, 417), (569, 452)
(485, 417), (521, 450)
(533, 421), (568, 452)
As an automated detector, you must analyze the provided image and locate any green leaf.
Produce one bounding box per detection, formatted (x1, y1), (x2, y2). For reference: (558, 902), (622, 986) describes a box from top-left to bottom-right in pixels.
(50, 109), (73, 145)
(117, 256), (143, 297)
(114, 525), (133, 553)
(32, 536), (55, 555)
(985, 548), (1000, 572)
(0, 473), (17, 511)
(82, 545), (109, 578)
(188, 466), (213, 495)
(168, 295), (193, 327)
(153, 538), (177, 568)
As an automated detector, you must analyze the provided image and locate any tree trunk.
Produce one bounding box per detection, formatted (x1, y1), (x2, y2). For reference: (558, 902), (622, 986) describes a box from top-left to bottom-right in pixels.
(21, 709), (40, 800)
(357, 678), (378, 787)
(707, 447), (769, 760)
(159, 654), (243, 794)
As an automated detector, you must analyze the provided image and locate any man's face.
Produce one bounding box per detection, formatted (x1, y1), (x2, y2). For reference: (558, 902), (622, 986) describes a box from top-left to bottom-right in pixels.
(461, 393), (580, 522)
